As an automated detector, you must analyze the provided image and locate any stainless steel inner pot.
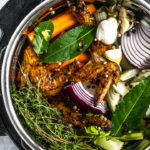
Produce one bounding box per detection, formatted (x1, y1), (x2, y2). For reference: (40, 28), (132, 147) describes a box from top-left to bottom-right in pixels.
(1, 0), (150, 150)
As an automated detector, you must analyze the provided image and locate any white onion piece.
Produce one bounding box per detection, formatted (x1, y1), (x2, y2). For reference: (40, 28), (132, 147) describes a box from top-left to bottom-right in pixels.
(121, 23), (150, 69)
(64, 82), (108, 114)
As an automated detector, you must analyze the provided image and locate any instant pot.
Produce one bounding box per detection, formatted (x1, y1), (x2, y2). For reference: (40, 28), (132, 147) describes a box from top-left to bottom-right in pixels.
(0, 0), (150, 149)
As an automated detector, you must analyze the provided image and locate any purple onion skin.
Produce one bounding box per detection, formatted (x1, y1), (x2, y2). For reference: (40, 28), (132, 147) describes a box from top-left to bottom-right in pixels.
(121, 24), (150, 69)
(65, 83), (107, 114)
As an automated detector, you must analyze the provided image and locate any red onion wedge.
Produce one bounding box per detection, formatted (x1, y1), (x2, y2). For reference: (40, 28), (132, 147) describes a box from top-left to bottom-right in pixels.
(64, 82), (108, 114)
(121, 22), (150, 69)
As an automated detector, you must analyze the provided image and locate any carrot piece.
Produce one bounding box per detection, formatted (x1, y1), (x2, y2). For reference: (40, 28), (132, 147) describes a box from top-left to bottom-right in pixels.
(27, 9), (76, 44)
(87, 4), (96, 14)
(23, 28), (28, 35)
(27, 4), (96, 44)
(16, 71), (23, 82)
(51, 10), (77, 38)
(84, 0), (95, 3)
(47, 63), (60, 70)
(77, 52), (90, 63)
(47, 52), (90, 71)
(59, 58), (76, 69)
(28, 31), (35, 44)
(59, 52), (90, 69)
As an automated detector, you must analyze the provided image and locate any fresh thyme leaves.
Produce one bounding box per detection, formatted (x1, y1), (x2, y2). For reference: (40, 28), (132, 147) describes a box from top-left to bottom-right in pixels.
(33, 20), (54, 54)
(40, 25), (96, 63)
(11, 73), (94, 150)
(111, 76), (150, 137)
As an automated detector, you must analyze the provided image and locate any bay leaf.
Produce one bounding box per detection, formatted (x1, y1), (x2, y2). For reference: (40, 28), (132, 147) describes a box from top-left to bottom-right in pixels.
(111, 76), (150, 136)
(40, 25), (96, 63)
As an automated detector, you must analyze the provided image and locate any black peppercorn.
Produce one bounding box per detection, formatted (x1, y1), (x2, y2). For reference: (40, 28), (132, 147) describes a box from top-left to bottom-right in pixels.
(123, 123), (129, 127)
(132, 29), (136, 33)
(127, 31), (130, 36)
(92, 86), (95, 89)
(116, 105), (119, 108)
(122, 128), (129, 135)
(87, 85), (91, 89)
(104, 126), (110, 132)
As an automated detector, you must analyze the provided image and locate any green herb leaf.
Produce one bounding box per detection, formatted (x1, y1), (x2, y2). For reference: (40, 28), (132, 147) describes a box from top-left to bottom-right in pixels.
(111, 76), (150, 136)
(33, 20), (54, 54)
(40, 25), (96, 63)
(85, 126), (100, 136)
(11, 72), (95, 149)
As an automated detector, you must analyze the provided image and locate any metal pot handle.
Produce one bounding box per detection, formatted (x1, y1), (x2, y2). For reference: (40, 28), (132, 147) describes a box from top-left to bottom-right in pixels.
(132, 0), (150, 15)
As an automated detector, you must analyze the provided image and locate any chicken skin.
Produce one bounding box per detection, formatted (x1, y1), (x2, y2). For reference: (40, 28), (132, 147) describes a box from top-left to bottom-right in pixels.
(72, 0), (95, 25)
(18, 45), (120, 106)
(70, 62), (120, 106)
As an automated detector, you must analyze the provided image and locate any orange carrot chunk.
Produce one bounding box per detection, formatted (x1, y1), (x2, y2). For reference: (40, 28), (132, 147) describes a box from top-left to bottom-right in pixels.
(84, 0), (95, 3)
(27, 4), (96, 44)
(47, 52), (90, 71)
(60, 52), (90, 69)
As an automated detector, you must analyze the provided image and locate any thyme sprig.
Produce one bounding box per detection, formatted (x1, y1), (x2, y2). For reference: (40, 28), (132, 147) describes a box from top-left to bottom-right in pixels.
(11, 71), (95, 150)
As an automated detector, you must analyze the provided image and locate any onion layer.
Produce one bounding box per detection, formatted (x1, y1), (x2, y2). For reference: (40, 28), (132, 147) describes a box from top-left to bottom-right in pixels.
(65, 82), (107, 114)
(121, 22), (150, 69)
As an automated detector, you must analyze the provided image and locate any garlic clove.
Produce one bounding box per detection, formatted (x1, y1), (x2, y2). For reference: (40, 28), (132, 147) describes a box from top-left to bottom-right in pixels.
(96, 27), (102, 41)
(96, 17), (118, 45)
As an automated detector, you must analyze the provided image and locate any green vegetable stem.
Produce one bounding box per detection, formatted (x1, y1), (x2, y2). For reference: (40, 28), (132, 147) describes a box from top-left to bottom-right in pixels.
(119, 132), (143, 141)
(94, 136), (124, 150)
(135, 139), (150, 150)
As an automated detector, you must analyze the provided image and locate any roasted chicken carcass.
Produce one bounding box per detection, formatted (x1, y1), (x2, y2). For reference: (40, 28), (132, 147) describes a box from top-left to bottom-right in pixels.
(17, 46), (79, 96)
(40, 60), (120, 106)
(72, 0), (95, 25)
(18, 45), (120, 106)
(70, 61), (120, 106)
(17, 46), (115, 130)
(51, 100), (112, 130)
(91, 41), (113, 56)
(17, 42), (120, 132)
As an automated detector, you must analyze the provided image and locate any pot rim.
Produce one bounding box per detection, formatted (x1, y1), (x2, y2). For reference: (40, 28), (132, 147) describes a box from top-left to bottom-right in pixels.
(1, 0), (150, 150)
(1, 0), (59, 149)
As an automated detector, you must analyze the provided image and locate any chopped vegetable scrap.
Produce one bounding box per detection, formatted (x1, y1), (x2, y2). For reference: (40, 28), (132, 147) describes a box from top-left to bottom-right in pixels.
(121, 21), (150, 69)
(12, 0), (150, 149)
(65, 82), (108, 113)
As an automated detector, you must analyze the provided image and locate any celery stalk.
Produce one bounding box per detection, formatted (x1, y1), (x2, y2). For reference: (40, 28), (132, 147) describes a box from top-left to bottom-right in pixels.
(135, 139), (150, 150)
(119, 133), (143, 141)
(94, 136), (124, 150)
(120, 69), (139, 81)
